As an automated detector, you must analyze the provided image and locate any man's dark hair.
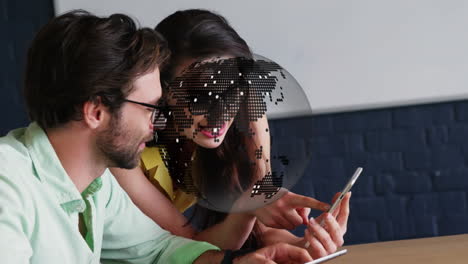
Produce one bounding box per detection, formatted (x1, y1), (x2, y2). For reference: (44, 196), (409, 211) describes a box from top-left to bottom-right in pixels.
(24, 10), (169, 129)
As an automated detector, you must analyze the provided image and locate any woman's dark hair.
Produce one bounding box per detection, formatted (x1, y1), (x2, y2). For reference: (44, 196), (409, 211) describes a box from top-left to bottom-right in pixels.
(155, 9), (252, 81)
(155, 9), (262, 249)
(24, 10), (169, 129)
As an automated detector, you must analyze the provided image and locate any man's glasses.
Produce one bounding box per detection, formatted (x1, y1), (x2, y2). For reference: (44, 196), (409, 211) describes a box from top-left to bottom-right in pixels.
(123, 99), (167, 130)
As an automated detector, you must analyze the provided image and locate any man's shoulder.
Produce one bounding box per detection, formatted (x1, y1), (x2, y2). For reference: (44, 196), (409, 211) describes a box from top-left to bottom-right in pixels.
(0, 128), (34, 204)
(0, 127), (32, 175)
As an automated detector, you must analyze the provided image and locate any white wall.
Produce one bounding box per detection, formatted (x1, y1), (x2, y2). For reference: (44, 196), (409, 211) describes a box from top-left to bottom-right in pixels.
(54, 0), (468, 116)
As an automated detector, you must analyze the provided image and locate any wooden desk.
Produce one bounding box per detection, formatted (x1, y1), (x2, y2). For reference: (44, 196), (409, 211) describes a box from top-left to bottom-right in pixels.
(332, 234), (468, 264)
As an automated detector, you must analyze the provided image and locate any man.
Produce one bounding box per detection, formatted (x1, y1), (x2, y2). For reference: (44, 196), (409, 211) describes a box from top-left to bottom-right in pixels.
(0, 10), (313, 263)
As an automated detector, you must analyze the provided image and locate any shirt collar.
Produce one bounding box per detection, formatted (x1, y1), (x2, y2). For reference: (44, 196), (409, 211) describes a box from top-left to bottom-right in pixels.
(24, 123), (103, 212)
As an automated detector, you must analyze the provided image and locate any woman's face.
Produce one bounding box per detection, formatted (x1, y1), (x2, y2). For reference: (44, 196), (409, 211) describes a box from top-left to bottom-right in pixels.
(168, 56), (238, 149)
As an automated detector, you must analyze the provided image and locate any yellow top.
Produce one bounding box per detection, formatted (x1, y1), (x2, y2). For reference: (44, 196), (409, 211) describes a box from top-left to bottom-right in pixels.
(140, 147), (196, 213)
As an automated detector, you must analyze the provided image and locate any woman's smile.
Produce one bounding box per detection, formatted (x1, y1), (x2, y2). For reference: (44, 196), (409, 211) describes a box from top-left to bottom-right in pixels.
(199, 122), (227, 138)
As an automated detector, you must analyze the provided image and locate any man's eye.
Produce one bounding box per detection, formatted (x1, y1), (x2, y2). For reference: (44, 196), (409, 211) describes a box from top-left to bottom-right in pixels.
(146, 108), (154, 112)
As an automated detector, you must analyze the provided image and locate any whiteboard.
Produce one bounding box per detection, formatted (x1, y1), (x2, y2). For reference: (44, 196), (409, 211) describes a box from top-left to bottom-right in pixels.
(54, 0), (468, 116)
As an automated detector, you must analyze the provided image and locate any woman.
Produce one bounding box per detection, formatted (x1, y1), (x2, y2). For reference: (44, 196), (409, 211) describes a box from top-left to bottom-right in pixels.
(111, 9), (350, 258)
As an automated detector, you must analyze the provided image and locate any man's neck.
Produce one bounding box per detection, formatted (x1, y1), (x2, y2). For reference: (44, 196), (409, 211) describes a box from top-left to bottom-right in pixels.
(47, 123), (106, 193)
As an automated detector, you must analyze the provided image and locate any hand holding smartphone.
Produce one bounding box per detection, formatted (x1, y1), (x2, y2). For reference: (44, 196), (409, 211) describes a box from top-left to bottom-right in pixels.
(304, 167), (363, 249)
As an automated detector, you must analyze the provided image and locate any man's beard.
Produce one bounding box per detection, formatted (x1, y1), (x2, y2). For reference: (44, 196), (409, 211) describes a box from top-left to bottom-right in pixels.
(97, 113), (145, 169)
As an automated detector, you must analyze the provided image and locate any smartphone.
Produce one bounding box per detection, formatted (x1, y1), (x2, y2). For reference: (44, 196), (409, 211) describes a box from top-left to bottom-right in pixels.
(327, 167), (362, 215)
(304, 249), (347, 264)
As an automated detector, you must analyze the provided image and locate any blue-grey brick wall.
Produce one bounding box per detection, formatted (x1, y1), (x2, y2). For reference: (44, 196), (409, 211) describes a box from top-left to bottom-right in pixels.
(0, 0), (54, 135)
(271, 101), (468, 245)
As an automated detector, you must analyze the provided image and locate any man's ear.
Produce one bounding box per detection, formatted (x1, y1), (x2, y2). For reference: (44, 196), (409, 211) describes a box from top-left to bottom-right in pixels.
(82, 97), (107, 129)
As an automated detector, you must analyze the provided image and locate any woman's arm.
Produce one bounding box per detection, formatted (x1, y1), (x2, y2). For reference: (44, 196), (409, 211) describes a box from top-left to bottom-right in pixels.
(111, 166), (256, 249)
(111, 166), (195, 238)
(192, 212), (256, 250)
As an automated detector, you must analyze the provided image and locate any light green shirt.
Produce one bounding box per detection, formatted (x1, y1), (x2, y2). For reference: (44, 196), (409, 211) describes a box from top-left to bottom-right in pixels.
(0, 123), (219, 264)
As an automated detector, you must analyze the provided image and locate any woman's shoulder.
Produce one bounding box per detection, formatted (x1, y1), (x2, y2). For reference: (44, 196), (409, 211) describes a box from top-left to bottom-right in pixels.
(141, 146), (163, 170)
(141, 146), (197, 212)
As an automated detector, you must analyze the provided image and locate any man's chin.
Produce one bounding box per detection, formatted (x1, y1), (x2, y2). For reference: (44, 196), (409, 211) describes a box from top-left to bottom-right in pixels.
(107, 153), (141, 170)
(114, 160), (139, 170)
